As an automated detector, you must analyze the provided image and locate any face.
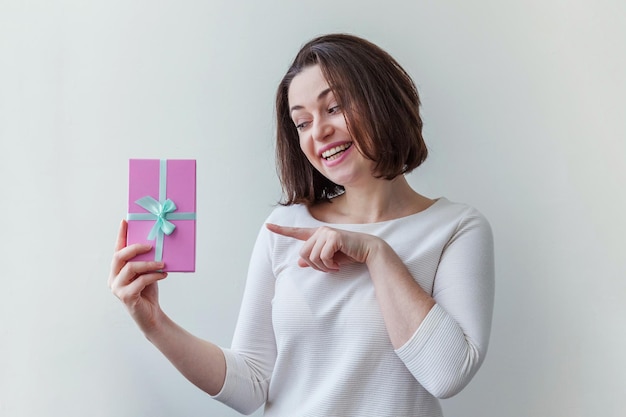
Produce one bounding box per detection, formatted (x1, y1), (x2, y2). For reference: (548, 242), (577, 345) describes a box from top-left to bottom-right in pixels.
(287, 65), (375, 188)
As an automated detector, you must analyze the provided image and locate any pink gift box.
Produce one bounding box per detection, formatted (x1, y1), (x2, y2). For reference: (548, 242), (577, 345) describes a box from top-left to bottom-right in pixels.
(126, 159), (196, 272)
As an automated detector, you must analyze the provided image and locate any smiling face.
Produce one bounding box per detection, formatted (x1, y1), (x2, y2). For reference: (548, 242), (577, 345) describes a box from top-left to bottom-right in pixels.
(287, 65), (375, 188)
(275, 34), (428, 205)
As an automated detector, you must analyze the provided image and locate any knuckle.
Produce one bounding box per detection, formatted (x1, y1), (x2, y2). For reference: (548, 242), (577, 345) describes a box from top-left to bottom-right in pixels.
(109, 276), (123, 293)
(118, 291), (133, 304)
(125, 262), (138, 275)
(328, 229), (340, 239)
(112, 250), (125, 263)
(110, 283), (123, 298)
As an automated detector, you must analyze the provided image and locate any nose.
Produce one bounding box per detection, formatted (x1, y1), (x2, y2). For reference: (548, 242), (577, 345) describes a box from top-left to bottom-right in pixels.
(311, 117), (334, 142)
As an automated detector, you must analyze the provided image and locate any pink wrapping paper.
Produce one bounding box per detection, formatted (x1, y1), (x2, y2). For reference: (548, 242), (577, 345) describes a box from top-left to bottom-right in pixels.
(126, 159), (196, 272)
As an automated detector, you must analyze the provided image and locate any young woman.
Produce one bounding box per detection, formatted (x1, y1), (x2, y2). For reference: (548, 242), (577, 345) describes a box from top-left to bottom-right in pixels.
(109, 33), (495, 417)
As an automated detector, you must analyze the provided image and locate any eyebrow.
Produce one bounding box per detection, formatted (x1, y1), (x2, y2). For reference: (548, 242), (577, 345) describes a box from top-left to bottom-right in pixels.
(289, 88), (333, 113)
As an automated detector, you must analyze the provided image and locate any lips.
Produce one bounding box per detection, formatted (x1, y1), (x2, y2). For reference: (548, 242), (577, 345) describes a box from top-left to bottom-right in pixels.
(321, 142), (352, 161)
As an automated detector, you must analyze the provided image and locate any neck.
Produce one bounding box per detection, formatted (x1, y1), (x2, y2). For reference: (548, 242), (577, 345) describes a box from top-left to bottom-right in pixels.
(333, 176), (430, 223)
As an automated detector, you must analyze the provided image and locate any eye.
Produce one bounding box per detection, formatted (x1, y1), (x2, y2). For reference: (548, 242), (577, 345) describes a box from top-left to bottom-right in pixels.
(328, 104), (341, 114)
(295, 121), (310, 131)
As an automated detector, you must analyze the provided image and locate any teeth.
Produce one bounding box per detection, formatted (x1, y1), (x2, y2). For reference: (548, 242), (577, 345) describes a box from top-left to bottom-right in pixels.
(322, 143), (351, 159)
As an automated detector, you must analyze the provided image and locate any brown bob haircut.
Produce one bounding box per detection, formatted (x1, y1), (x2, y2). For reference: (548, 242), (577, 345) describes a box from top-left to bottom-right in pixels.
(276, 33), (427, 205)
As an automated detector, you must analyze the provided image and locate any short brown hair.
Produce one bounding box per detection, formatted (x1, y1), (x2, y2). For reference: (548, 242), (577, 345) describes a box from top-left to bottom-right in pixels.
(276, 33), (427, 205)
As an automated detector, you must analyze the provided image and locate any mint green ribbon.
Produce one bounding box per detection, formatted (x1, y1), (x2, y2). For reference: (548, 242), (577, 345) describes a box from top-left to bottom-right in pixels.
(134, 196), (177, 239)
(127, 159), (196, 262)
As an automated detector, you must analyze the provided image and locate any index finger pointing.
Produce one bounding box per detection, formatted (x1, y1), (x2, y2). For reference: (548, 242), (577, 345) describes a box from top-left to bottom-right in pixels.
(266, 223), (315, 241)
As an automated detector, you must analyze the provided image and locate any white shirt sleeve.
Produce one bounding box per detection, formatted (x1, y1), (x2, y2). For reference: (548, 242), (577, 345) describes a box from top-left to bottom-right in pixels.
(211, 225), (277, 415)
(395, 208), (495, 398)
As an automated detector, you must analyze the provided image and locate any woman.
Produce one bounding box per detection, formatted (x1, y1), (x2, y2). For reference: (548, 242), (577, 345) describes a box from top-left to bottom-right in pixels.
(109, 33), (495, 416)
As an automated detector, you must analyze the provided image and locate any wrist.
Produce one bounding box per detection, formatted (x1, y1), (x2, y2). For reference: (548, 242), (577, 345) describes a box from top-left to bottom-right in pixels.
(365, 236), (392, 267)
(136, 308), (168, 341)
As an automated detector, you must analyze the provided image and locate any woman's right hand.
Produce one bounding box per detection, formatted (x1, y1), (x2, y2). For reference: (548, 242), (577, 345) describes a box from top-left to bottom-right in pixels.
(108, 220), (169, 334)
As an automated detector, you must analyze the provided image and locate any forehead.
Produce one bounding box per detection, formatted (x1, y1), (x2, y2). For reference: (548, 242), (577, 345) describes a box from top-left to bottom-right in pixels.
(287, 65), (331, 108)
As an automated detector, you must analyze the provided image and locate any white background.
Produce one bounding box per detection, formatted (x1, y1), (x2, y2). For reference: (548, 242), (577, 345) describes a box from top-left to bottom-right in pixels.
(1, 1), (624, 416)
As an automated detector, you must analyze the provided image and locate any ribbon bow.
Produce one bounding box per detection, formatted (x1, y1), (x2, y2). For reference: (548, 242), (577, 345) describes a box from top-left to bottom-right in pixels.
(135, 196), (178, 240)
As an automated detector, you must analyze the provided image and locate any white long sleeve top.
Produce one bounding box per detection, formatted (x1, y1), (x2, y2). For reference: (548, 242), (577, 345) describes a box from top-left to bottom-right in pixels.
(213, 197), (495, 416)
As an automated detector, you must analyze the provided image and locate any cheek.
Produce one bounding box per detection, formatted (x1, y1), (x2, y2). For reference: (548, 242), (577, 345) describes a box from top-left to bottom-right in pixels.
(299, 137), (318, 162)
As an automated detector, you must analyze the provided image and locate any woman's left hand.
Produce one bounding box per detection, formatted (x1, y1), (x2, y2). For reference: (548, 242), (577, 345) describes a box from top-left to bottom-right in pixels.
(266, 223), (382, 272)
